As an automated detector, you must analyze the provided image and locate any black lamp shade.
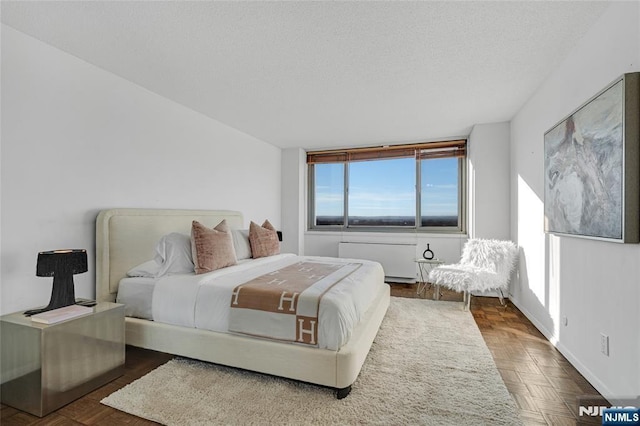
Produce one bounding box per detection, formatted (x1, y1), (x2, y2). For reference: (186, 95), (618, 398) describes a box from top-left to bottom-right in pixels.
(25, 249), (88, 316)
(36, 249), (88, 277)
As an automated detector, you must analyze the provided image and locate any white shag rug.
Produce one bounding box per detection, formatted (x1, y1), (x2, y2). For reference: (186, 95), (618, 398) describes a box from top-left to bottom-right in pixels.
(102, 297), (521, 425)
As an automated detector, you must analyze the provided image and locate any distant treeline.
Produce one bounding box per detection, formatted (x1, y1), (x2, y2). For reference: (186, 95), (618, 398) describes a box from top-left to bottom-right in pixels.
(315, 216), (458, 227)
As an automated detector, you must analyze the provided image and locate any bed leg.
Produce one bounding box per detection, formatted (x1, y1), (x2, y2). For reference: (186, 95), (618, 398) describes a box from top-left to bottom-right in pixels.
(336, 385), (351, 399)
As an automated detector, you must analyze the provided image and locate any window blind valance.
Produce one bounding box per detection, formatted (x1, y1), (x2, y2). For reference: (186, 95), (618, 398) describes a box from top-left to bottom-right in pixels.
(306, 139), (466, 164)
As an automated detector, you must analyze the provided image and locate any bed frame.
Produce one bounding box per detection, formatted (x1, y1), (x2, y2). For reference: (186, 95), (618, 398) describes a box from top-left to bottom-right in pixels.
(95, 208), (390, 398)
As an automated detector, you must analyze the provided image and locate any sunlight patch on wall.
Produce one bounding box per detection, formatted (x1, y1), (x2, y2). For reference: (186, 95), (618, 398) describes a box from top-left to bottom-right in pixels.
(547, 234), (561, 344)
(517, 175), (546, 306)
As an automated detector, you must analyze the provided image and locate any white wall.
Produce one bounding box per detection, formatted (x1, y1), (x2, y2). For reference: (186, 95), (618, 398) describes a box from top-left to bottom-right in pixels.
(468, 122), (511, 241)
(510, 2), (640, 400)
(0, 26), (282, 315)
(280, 148), (306, 255)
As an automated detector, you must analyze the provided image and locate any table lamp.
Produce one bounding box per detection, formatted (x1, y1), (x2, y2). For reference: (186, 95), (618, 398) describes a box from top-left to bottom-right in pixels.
(24, 249), (88, 316)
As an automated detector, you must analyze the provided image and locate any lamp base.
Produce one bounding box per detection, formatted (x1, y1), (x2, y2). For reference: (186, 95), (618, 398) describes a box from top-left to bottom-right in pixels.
(24, 306), (59, 317)
(24, 274), (77, 316)
(24, 299), (96, 316)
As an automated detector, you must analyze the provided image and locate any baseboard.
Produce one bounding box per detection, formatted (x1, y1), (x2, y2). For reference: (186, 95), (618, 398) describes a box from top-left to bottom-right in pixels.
(387, 277), (416, 284)
(508, 294), (614, 402)
(471, 289), (502, 297)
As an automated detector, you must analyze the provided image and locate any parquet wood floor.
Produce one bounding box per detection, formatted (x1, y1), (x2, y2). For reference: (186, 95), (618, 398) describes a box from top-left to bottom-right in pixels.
(393, 284), (604, 426)
(1, 284), (605, 425)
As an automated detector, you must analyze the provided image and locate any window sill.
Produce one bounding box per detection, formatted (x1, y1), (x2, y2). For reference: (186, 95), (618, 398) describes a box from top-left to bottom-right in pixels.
(305, 230), (468, 239)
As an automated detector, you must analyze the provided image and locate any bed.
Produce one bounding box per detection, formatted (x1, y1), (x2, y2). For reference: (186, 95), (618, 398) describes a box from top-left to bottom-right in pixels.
(95, 208), (390, 398)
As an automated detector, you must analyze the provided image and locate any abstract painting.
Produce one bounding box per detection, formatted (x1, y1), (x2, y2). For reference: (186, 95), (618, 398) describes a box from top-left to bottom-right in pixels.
(544, 73), (639, 243)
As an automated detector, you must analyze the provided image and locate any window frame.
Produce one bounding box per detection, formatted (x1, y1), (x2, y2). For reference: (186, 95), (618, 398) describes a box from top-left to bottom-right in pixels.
(307, 140), (467, 233)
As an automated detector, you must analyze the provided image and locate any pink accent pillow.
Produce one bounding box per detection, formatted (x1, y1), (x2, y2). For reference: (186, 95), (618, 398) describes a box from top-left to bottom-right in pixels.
(191, 220), (237, 274)
(249, 220), (280, 259)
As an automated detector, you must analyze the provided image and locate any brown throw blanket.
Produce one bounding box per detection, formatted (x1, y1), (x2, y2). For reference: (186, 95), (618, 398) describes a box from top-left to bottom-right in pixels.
(228, 261), (361, 346)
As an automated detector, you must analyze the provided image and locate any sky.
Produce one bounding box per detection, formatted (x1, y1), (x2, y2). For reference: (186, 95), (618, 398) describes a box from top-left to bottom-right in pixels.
(315, 157), (458, 217)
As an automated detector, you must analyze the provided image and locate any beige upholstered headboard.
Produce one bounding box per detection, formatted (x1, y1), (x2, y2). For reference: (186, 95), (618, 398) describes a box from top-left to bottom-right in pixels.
(95, 209), (244, 302)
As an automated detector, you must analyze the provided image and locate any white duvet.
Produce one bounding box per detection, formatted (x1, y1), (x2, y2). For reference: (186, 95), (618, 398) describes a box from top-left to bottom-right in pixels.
(151, 254), (385, 350)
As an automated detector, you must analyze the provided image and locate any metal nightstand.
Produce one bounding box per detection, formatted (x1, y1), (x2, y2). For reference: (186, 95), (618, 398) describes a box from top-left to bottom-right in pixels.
(0, 302), (125, 417)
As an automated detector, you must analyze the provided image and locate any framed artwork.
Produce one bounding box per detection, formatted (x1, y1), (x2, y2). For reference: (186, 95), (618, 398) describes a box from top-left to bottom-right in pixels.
(544, 72), (639, 243)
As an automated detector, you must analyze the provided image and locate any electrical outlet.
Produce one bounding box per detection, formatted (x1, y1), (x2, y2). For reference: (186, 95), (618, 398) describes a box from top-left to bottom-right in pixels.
(600, 333), (609, 356)
(562, 316), (568, 326)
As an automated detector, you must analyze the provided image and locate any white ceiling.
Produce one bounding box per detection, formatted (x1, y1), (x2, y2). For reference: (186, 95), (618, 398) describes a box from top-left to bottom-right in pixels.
(2, 1), (609, 150)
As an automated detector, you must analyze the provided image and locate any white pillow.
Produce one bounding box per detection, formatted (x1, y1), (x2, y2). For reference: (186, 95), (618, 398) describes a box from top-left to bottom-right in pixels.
(154, 232), (195, 276)
(126, 260), (161, 278)
(231, 229), (252, 260)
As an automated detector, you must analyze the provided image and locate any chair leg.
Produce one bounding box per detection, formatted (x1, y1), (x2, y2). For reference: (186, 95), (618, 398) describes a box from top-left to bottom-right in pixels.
(463, 291), (471, 311)
(497, 289), (505, 306)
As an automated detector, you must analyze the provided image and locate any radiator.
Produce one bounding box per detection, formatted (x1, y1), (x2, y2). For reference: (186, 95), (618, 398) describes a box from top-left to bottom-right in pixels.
(338, 242), (416, 282)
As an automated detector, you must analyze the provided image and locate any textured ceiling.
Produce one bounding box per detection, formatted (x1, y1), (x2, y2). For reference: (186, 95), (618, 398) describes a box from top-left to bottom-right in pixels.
(1, 1), (609, 149)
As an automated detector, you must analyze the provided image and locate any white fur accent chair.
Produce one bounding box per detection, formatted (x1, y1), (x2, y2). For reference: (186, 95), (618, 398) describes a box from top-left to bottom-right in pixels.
(428, 239), (518, 310)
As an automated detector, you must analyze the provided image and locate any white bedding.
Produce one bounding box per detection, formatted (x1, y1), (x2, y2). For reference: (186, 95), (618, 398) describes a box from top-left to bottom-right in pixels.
(117, 259), (258, 320)
(116, 277), (156, 319)
(149, 254), (384, 350)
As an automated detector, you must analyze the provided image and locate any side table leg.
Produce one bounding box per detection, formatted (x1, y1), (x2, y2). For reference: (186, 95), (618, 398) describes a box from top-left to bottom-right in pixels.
(464, 291), (472, 311)
(433, 285), (440, 301)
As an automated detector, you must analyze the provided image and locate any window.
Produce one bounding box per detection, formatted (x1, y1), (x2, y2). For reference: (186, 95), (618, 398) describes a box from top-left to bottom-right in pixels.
(308, 140), (466, 232)
(420, 157), (459, 227)
(349, 157), (416, 226)
(314, 163), (344, 226)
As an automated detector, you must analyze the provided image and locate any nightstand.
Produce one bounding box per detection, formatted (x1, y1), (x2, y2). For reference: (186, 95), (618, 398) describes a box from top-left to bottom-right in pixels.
(0, 302), (125, 417)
